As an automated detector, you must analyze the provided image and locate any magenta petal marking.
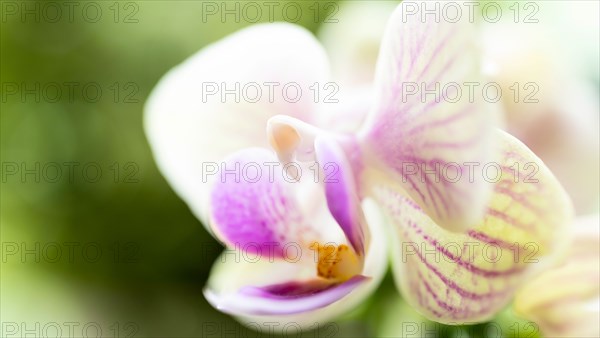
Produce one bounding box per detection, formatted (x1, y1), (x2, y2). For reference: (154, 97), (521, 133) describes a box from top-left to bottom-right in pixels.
(314, 137), (365, 255)
(224, 275), (369, 315)
(210, 148), (307, 258)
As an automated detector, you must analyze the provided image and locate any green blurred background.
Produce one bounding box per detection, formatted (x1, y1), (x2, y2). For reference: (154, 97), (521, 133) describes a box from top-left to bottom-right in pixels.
(1, 1), (596, 337)
(0, 1), (384, 337)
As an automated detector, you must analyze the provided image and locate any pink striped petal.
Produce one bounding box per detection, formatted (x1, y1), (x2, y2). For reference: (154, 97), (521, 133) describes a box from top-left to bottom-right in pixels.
(360, 1), (500, 231)
(371, 130), (572, 323)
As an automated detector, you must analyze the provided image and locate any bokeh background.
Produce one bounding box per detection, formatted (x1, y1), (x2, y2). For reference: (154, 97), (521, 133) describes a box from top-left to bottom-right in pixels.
(1, 1), (598, 337)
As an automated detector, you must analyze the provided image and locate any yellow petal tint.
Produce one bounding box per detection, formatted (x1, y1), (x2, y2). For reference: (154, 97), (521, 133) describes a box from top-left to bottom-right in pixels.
(369, 129), (573, 323)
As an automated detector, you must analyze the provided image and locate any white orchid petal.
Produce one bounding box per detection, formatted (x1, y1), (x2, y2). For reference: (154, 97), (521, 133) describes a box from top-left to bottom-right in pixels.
(145, 23), (330, 225)
(314, 84), (373, 134)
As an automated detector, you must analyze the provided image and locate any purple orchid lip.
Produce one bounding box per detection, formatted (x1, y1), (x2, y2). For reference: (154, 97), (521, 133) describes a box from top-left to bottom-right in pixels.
(210, 138), (370, 260)
(205, 275), (370, 316)
(209, 148), (312, 260)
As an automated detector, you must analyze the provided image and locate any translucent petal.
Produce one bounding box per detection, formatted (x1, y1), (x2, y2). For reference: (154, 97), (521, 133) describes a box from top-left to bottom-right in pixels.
(145, 23), (330, 226)
(360, 1), (500, 231)
(514, 214), (600, 338)
(370, 130), (572, 323)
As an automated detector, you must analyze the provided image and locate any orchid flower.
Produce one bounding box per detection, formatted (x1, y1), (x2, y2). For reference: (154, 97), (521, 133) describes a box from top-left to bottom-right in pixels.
(514, 214), (600, 337)
(145, 2), (572, 330)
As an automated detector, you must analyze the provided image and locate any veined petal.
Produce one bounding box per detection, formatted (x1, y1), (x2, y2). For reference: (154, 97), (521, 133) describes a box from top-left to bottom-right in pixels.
(209, 148), (345, 259)
(514, 214), (600, 338)
(145, 23), (330, 226)
(204, 198), (389, 328)
(369, 129), (572, 324)
(360, 1), (500, 231)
